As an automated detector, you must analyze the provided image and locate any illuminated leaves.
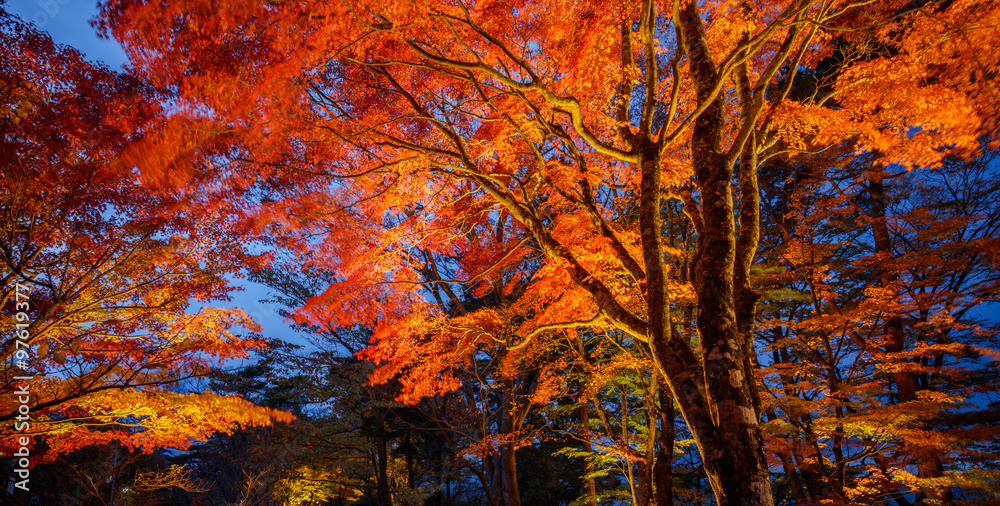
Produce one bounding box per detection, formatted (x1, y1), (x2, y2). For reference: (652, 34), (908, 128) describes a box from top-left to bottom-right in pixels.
(0, 11), (290, 463)
(93, 0), (1000, 502)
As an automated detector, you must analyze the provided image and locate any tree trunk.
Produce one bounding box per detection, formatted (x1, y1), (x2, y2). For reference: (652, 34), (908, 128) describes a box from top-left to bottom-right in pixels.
(500, 442), (520, 506)
(868, 178), (921, 402)
(636, 376), (659, 506)
(654, 389), (675, 506)
(578, 402), (598, 506)
(639, 131), (773, 506)
(656, 2), (774, 504)
(500, 378), (521, 506)
(375, 411), (393, 506)
(405, 429), (414, 490)
(869, 177), (952, 505)
(776, 449), (807, 503)
(635, 459), (654, 506)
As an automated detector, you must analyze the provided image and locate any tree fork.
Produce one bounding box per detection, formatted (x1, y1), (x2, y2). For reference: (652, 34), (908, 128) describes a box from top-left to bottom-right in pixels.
(676, 0), (774, 502)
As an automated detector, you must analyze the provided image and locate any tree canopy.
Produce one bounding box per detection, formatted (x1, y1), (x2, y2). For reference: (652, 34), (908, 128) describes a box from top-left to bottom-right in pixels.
(2, 0), (1000, 504)
(0, 7), (291, 482)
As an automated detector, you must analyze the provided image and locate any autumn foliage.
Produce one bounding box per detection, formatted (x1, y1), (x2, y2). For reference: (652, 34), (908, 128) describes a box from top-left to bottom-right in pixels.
(1, 0), (998, 504)
(0, 11), (291, 467)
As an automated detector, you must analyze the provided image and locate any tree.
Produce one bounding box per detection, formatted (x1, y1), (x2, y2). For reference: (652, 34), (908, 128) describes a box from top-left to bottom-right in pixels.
(10, 445), (208, 506)
(98, 0), (1000, 503)
(0, 8), (292, 480)
(254, 255), (551, 506)
(755, 147), (1000, 503)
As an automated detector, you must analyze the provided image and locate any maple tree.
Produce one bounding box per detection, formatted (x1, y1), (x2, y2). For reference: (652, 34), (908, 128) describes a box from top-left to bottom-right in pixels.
(546, 202), (701, 506)
(96, 0), (1000, 504)
(755, 147), (1000, 503)
(254, 257), (560, 506)
(17, 444), (207, 505)
(175, 338), (367, 506)
(0, 8), (292, 479)
(371, 242), (553, 506)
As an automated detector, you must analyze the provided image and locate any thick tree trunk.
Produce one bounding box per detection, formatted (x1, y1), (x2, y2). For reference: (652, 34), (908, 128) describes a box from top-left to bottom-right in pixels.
(636, 459), (654, 506)
(639, 136), (773, 506)
(868, 177), (952, 506)
(869, 179), (921, 401)
(500, 442), (520, 506)
(631, 24), (773, 506)
(375, 411), (393, 506)
(685, 58), (772, 506)
(664, 1), (774, 504)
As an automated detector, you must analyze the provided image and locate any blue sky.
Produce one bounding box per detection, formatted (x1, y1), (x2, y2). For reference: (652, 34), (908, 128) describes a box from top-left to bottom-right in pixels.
(6, 0), (127, 68)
